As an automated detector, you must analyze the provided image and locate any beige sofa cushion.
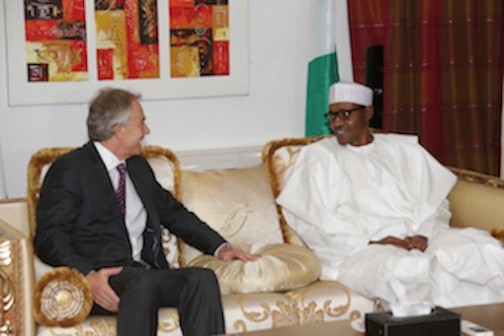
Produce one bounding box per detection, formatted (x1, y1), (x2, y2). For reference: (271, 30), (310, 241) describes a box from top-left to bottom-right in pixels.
(180, 165), (284, 264)
(189, 243), (320, 295)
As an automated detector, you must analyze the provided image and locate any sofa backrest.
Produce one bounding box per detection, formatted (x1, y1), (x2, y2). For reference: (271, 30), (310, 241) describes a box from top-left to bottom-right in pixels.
(27, 145), (183, 268)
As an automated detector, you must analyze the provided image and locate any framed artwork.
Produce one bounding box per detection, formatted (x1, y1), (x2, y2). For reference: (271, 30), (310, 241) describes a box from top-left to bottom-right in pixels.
(4, 0), (248, 106)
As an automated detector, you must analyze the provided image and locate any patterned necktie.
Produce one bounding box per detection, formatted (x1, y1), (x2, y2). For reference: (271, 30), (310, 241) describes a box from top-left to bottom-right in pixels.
(116, 163), (126, 215)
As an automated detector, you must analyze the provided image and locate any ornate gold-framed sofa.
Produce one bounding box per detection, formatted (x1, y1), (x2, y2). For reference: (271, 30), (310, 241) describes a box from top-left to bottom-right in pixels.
(0, 136), (502, 335)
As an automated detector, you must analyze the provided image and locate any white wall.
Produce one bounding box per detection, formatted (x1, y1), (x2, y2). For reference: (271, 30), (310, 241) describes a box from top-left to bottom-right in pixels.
(0, 0), (350, 198)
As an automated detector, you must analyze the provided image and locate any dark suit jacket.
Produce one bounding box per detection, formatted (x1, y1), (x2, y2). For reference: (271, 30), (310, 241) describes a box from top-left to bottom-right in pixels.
(34, 142), (226, 274)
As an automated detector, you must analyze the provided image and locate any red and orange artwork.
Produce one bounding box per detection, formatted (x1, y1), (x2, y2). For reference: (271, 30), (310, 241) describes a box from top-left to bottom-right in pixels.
(24, 0), (88, 82)
(95, 0), (160, 80)
(170, 0), (229, 78)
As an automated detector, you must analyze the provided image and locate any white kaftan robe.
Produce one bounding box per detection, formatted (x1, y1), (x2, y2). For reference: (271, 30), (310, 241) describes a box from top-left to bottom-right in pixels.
(277, 134), (504, 308)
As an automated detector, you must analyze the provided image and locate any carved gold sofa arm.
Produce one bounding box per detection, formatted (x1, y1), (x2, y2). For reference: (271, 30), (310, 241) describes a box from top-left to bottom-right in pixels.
(0, 218), (36, 336)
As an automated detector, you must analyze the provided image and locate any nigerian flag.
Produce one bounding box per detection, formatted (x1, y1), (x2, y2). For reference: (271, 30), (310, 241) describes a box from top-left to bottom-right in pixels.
(305, 0), (340, 136)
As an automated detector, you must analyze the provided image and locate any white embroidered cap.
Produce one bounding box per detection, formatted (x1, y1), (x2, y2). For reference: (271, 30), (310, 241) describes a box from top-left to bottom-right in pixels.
(328, 81), (373, 106)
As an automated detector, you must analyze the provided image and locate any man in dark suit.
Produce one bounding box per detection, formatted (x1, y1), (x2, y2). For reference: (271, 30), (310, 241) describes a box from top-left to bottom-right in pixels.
(34, 88), (258, 336)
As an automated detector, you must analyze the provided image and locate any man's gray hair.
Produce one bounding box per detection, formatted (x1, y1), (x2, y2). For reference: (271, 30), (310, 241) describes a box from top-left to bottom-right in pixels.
(87, 88), (141, 141)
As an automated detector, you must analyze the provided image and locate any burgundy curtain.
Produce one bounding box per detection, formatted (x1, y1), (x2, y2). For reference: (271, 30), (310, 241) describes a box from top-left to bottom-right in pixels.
(348, 0), (503, 175)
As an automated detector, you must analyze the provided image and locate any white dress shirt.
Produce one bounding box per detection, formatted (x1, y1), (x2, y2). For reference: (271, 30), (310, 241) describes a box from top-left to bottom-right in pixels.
(94, 142), (147, 262)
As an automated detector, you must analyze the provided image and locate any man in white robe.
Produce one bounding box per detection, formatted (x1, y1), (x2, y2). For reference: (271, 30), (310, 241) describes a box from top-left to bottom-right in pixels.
(277, 81), (504, 312)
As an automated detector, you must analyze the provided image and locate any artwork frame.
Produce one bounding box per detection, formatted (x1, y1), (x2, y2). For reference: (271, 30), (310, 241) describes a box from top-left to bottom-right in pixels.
(4, 0), (249, 106)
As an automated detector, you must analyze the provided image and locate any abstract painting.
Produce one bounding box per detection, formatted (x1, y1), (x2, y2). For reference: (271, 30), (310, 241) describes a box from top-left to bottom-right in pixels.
(169, 0), (229, 77)
(5, 0), (249, 105)
(95, 0), (160, 80)
(24, 0), (88, 82)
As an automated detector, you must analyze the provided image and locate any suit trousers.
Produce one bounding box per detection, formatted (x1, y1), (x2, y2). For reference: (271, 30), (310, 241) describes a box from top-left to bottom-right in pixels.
(91, 265), (225, 336)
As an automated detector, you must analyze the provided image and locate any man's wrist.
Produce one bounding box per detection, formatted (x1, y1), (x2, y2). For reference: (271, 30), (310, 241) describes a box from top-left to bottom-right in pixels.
(214, 242), (230, 257)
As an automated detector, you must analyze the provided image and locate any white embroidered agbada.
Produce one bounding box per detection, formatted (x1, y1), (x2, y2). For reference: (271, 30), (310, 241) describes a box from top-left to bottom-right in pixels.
(277, 133), (504, 308)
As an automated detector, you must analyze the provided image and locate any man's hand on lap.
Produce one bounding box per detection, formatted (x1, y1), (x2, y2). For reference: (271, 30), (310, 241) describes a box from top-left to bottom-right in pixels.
(86, 266), (123, 312)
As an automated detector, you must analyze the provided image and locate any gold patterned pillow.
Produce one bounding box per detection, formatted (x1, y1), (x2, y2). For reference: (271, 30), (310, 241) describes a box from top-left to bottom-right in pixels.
(188, 243), (321, 294)
(179, 165), (285, 265)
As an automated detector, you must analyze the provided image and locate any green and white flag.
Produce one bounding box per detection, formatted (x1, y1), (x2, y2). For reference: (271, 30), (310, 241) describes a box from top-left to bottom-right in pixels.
(306, 0), (351, 136)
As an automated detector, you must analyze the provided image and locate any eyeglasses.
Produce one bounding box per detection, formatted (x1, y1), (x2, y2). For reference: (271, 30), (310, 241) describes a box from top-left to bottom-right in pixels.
(324, 106), (365, 122)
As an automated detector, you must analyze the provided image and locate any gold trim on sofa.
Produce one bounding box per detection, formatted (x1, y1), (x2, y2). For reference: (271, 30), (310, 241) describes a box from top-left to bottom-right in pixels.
(448, 166), (504, 189)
